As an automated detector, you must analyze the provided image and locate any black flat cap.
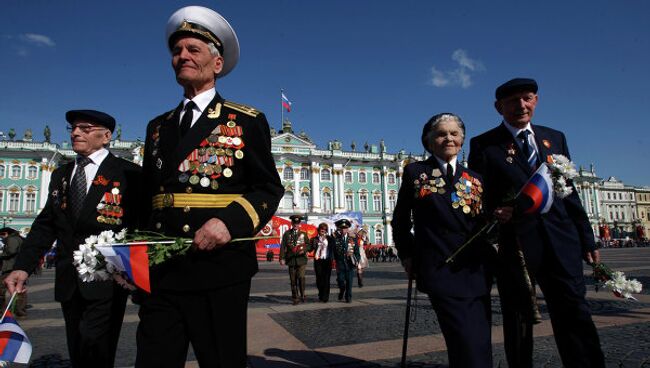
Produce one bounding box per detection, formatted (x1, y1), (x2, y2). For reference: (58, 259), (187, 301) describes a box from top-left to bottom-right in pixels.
(0, 227), (18, 234)
(335, 219), (351, 229)
(65, 110), (116, 132)
(495, 78), (538, 100)
(289, 215), (302, 224)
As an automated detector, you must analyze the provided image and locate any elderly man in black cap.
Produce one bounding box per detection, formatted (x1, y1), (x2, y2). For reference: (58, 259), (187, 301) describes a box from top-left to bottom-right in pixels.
(332, 219), (360, 303)
(0, 227), (27, 317)
(279, 215), (309, 305)
(468, 78), (604, 367)
(4, 109), (142, 368)
(137, 5), (283, 367)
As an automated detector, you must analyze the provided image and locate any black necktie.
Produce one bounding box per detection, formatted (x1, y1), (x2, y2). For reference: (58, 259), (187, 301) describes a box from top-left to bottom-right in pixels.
(179, 101), (196, 137)
(69, 156), (92, 218)
(518, 130), (538, 168)
(446, 163), (454, 187)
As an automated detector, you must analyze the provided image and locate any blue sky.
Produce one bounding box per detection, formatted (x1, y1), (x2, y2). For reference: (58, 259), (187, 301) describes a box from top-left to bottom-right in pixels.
(1, 1), (649, 185)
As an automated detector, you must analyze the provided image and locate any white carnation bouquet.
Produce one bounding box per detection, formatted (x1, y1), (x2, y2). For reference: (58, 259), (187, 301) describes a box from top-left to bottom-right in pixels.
(593, 263), (643, 300)
(547, 154), (579, 199)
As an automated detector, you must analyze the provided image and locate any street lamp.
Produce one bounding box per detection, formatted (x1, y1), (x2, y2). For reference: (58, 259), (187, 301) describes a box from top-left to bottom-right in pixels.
(1, 216), (12, 227)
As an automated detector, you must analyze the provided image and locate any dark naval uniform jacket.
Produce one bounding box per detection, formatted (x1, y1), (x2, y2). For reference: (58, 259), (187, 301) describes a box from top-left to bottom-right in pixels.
(391, 157), (492, 298)
(141, 92), (283, 292)
(468, 123), (595, 277)
(14, 152), (142, 302)
(332, 233), (360, 271)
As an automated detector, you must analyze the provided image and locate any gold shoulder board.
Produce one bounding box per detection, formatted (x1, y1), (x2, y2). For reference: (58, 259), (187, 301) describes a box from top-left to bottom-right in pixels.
(224, 101), (261, 118)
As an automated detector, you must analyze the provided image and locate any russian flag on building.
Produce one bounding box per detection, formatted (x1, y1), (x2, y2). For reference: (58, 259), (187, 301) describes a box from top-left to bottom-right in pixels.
(520, 163), (554, 214)
(0, 311), (32, 364)
(96, 244), (151, 293)
(281, 92), (292, 112)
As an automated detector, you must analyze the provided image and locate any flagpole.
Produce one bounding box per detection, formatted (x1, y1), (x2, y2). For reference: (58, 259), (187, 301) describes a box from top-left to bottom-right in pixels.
(280, 88), (284, 128)
(0, 291), (18, 323)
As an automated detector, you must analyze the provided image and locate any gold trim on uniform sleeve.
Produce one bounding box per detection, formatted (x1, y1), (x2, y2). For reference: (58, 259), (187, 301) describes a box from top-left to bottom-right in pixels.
(232, 197), (260, 229)
(152, 193), (243, 209)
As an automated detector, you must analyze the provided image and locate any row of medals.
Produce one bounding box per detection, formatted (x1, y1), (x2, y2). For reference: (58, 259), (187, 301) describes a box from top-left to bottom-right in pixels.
(178, 122), (244, 190)
(96, 187), (123, 225)
(415, 168), (449, 196)
(450, 176), (482, 215)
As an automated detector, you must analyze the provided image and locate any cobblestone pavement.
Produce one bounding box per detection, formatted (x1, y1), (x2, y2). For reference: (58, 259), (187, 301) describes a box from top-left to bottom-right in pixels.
(18, 248), (650, 367)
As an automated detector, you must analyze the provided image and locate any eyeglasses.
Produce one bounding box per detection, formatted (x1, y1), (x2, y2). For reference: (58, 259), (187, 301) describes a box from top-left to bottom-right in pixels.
(66, 124), (107, 134)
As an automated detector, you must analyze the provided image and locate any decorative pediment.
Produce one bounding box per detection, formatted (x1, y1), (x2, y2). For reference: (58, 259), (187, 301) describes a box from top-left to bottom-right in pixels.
(271, 132), (316, 152)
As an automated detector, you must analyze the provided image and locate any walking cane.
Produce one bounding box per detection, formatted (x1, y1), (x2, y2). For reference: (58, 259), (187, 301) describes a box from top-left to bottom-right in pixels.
(401, 274), (414, 368)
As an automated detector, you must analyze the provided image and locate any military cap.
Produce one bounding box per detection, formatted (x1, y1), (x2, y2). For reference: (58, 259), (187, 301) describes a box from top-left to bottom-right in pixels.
(0, 227), (18, 234)
(166, 6), (240, 78)
(289, 215), (302, 224)
(495, 78), (538, 100)
(65, 110), (116, 132)
(335, 218), (351, 229)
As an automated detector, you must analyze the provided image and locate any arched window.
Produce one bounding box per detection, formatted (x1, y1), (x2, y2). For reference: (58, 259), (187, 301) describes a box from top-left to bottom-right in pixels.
(359, 172), (367, 184)
(372, 172), (380, 184)
(322, 191), (332, 212)
(320, 169), (331, 181)
(283, 191), (294, 209)
(300, 168), (310, 180)
(345, 193), (354, 211)
(344, 172), (352, 183)
(25, 191), (36, 212)
(27, 166), (38, 179)
(0, 191), (4, 211)
(374, 229), (383, 244)
(9, 191), (20, 212)
(0, 165), (5, 178)
(388, 173), (396, 185)
(373, 193), (382, 212)
(11, 165), (21, 179)
(283, 167), (294, 180)
(389, 192), (397, 211)
(300, 192), (310, 210)
(359, 193), (368, 212)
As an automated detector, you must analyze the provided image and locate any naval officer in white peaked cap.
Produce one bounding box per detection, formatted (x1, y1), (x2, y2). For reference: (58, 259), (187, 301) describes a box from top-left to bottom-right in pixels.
(136, 5), (283, 367)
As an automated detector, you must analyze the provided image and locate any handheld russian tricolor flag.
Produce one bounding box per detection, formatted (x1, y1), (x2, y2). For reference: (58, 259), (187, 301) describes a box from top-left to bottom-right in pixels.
(520, 163), (554, 214)
(0, 297), (32, 364)
(97, 244), (151, 293)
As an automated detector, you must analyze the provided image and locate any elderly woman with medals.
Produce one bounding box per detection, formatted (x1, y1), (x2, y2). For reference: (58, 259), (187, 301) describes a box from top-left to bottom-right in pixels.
(392, 113), (493, 367)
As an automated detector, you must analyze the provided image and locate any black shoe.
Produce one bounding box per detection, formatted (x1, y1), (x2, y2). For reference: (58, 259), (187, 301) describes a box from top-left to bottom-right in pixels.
(345, 298), (351, 303)
(338, 291), (344, 301)
(358, 282), (363, 288)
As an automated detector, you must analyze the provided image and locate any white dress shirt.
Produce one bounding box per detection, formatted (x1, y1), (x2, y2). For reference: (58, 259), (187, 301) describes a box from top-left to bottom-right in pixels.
(179, 89), (217, 129)
(503, 121), (539, 155)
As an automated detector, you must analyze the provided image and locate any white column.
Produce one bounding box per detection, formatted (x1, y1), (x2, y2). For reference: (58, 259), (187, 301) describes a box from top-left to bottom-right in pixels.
(293, 167), (300, 211)
(333, 164), (344, 211)
(382, 167), (390, 210)
(39, 160), (52, 211)
(311, 164), (321, 212)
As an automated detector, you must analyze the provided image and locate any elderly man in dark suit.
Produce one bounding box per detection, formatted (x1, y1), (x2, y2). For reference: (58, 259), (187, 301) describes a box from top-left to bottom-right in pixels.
(393, 113), (493, 367)
(468, 78), (604, 368)
(137, 6), (283, 367)
(4, 109), (141, 368)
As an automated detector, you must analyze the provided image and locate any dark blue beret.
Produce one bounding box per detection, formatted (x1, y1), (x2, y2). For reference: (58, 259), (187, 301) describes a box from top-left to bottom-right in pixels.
(65, 110), (116, 132)
(495, 78), (538, 100)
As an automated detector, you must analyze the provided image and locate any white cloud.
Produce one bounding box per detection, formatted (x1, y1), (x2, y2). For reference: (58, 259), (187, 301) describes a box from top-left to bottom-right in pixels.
(429, 49), (484, 89)
(21, 33), (56, 47)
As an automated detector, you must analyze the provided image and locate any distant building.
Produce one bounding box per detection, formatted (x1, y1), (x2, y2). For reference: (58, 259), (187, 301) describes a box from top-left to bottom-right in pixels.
(0, 121), (647, 242)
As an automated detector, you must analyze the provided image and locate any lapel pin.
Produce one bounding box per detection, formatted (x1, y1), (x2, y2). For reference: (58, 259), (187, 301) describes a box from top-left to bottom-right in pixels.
(506, 157), (514, 164)
(543, 139), (551, 148)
